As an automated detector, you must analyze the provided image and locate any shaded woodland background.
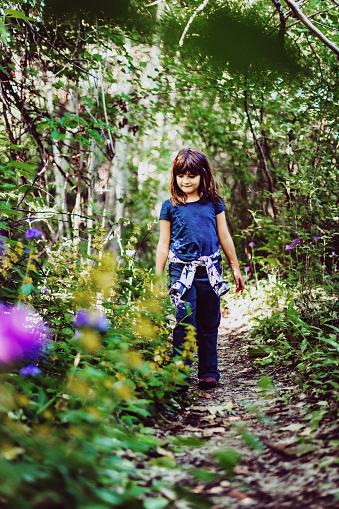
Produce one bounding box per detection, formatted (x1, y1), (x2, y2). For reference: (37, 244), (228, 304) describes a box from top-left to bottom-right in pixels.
(1, 0), (338, 269)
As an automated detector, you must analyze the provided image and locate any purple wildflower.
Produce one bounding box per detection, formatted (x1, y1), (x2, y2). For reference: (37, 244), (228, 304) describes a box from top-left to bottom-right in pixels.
(74, 309), (110, 332)
(249, 242), (256, 247)
(285, 244), (294, 251)
(95, 314), (110, 332)
(0, 304), (50, 364)
(20, 364), (41, 376)
(72, 330), (81, 341)
(74, 309), (91, 328)
(245, 266), (250, 272)
(24, 248), (30, 253)
(313, 237), (320, 241)
(291, 238), (300, 245)
(25, 228), (42, 240)
(0, 237), (5, 257)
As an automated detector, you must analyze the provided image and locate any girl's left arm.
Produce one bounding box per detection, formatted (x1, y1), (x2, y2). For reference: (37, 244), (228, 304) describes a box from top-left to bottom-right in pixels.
(216, 211), (245, 293)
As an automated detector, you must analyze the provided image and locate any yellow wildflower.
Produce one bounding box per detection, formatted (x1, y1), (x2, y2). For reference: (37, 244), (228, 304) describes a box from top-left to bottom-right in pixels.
(9, 252), (19, 263)
(115, 373), (127, 381)
(2, 258), (12, 270)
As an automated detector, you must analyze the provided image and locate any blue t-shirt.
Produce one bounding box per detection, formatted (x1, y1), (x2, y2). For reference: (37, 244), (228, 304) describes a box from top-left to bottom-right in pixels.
(159, 198), (225, 262)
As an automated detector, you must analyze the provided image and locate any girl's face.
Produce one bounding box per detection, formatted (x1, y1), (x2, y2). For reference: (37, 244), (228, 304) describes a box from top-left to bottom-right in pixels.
(176, 172), (201, 199)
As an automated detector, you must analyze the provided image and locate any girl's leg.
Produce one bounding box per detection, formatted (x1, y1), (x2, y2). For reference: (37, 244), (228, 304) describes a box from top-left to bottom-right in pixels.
(194, 273), (221, 381)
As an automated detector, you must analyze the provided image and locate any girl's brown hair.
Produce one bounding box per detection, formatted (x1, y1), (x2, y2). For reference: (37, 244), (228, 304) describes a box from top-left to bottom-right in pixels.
(170, 148), (222, 206)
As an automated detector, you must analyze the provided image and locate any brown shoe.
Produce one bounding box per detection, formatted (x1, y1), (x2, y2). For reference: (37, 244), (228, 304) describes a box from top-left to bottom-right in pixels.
(198, 376), (218, 389)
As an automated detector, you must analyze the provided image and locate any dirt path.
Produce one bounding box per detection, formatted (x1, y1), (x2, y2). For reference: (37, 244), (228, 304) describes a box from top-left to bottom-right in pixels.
(150, 318), (339, 508)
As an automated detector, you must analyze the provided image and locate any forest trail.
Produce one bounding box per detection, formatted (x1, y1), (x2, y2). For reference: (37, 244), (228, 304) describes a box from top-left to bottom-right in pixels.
(151, 313), (339, 508)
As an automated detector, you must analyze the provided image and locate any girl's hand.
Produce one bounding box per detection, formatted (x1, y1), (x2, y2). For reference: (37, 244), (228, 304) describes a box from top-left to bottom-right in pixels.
(154, 273), (166, 296)
(234, 273), (245, 293)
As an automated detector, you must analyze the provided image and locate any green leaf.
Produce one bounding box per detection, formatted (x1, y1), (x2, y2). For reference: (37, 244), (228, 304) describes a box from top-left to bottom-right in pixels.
(326, 324), (339, 334)
(144, 498), (169, 509)
(0, 19), (9, 45)
(193, 469), (219, 482)
(301, 338), (308, 352)
(304, 410), (327, 429)
(21, 283), (34, 296)
(54, 80), (64, 90)
(5, 9), (35, 21)
(61, 327), (74, 336)
(8, 161), (36, 172)
(288, 443), (318, 457)
(148, 456), (176, 468)
(171, 436), (205, 448)
(185, 301), (192, 316)
(319, 336), (339, 351)
(257, 376), (273, 389)
(0, 64), (9, 75)
(214, 450), (241, 475)
(241, 431), (263, 451)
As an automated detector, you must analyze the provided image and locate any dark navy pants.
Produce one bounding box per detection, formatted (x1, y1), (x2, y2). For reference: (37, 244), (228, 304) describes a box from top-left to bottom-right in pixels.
(169, 262), (221, 381)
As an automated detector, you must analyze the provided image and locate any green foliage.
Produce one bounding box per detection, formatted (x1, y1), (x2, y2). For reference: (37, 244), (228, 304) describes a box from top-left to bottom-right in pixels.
(0, 156), (191, 506)
(0, 229), (195, 506)
(162, 1), (302, 76)
(249, 295), (339, 387)
(214, 450), (241, 477)
(42, 0), (158, 38)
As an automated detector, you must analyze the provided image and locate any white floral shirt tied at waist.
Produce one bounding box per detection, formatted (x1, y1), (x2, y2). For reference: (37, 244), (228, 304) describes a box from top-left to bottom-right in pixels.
(168, 250), (229, 305)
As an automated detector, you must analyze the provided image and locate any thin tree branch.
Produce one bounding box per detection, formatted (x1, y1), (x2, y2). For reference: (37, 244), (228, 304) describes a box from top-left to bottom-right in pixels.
(244, 92), (277, 219)
(22, 20), (99, 80)
(305, 33), (325, 83)
(312, 19), (339, 32)
(288, 5), (339, 27)
(98, 61), (115, 158)
(271, 0), (286, 28)
(16, 165), (47, 209)
(283, 0), (339, 57)
(179, 0), (209, 47)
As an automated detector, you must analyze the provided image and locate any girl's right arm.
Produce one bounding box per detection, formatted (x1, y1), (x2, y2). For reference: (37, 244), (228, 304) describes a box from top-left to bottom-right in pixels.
(155, 219), (171, 275)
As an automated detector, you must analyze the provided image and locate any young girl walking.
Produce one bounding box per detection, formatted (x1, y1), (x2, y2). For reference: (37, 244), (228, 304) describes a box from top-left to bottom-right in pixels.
(156, 148), (244, 390)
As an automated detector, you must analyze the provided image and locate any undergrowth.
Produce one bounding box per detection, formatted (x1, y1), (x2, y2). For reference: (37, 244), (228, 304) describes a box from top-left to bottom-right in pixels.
(243, 282), (339, 394)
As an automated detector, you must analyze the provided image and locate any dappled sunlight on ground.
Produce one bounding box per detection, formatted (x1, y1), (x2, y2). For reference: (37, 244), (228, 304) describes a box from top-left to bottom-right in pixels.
(221, 277), (294, 331)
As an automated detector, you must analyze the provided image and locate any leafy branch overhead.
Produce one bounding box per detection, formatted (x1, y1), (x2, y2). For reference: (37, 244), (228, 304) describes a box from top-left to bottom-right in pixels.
(283, 0), (339, 58)
(162, 2), (302, 76)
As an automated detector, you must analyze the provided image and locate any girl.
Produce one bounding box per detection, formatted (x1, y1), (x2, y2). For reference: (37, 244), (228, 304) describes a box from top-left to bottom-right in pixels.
(156, 148), (244, 390)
